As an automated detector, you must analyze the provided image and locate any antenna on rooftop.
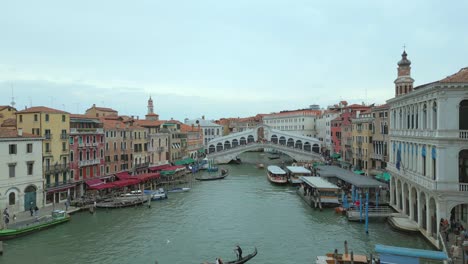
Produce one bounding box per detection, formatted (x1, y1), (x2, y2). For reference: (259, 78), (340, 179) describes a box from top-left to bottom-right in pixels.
(10, 86), (16, 107)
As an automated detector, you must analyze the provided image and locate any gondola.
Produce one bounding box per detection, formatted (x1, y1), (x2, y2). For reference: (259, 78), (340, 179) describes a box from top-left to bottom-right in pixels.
(195, 169), (229, 181)
(204, 247), (257, 264)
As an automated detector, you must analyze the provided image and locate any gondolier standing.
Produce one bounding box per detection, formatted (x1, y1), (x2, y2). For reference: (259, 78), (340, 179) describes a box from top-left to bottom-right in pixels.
(235, 245), (242, 260)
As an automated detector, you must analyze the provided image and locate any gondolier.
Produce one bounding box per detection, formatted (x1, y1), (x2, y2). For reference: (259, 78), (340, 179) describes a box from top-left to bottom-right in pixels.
(235, 245), (243, 260)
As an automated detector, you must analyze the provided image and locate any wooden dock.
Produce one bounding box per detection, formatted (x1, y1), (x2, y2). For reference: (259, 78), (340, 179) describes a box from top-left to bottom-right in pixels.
(346, 206), (404, 221)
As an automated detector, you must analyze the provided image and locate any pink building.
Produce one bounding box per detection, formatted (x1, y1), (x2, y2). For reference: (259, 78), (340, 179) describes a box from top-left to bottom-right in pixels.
(69, 114), (105, 197)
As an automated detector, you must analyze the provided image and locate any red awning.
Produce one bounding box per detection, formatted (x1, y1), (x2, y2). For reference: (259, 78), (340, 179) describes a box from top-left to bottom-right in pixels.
(137, 172), (161, 181)
(112, 179), (139, 188)
(89, 182), (116, 190)
(46, 183), (76, 193)
(115, 171), (132, 180)
(86, 179), (104, 187)
(148, 164), (172, 172)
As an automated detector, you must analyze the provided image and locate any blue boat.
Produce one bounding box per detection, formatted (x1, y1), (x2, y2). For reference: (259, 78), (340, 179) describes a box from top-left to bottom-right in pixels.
(143, 189), (168, 201)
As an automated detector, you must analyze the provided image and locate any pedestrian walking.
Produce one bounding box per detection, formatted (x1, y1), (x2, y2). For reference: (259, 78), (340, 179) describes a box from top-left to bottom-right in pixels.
(30, 206), (34, 216)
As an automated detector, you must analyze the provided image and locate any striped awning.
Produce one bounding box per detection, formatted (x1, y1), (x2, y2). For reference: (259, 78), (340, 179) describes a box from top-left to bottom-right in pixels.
(172, 143), (181, 149)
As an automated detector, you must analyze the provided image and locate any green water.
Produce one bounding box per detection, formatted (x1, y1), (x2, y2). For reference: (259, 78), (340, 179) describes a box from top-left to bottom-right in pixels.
(1, 152), (432, 264)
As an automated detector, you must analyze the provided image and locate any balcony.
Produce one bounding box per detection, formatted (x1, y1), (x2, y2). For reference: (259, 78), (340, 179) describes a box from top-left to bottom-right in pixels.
(78, 159), (101, 167)
(78, 142), (99, 148)
(44, 163), (70, 174)
(44, 134), (52, 140)
(70, 128), (104, 134)
(60, 133), (68, 140)
(371, 153), (385, 160)
(45, 179), (75, 189)
(390, 129), (468, 140)
(134, 162), (150, 169)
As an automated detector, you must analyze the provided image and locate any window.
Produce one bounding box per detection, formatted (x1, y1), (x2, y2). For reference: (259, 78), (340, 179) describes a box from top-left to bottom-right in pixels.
(9, 144), (17, 154)
(45, 114), (49, 122)
(70, 151), (74, 162)
(45, 143), (50, 153)
(27, 143), (33, 153)
(9, 163), (16, 177)
(19, 115), (23, 122)
(69, 137), (73, 145)
(27, 161), (34, 175)
(9, 193), (15, 205)
(62, 115), (66, 122)
(62, 142), (66, 151)
(34, 114), (38, 121)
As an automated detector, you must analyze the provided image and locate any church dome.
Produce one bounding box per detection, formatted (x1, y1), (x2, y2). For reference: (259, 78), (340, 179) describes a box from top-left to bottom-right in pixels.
(398, 51), (411, 66)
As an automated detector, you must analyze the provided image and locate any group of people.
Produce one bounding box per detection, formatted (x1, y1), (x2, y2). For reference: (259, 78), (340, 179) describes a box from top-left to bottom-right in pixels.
(29, 204), (39, 217)
(3, 207), (15, 225)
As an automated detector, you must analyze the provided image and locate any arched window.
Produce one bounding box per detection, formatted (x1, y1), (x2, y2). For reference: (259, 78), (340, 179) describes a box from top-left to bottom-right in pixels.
(423, 104), (427, 129)
(232, 139), (239, 148)
(432, 102), (437, 129)
(240, 137), (246, 145)
(279, 136), (286, 145)
(224, 141), (231, 150)
(70, 151), (74, 162)
(216, 143), (223, 151)
(209, 145), (216, 153)
(247, 135), (254, 143)
(9, 192), (15, 205)
(271, 135), (278, 144)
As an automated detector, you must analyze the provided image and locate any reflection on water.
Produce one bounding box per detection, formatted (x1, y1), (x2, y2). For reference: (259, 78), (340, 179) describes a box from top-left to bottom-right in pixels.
(2, 152), (432, 264)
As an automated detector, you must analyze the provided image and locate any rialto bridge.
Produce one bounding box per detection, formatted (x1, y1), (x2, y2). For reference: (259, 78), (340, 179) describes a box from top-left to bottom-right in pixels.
(206, 125), (324, 164)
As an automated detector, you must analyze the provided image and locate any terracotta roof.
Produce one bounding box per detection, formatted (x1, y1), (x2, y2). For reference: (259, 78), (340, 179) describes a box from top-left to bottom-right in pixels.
(135, 120), (165, 127)
(264, 109), (322, 118)
(0, 105), (17, 111)
(1, 118), (17, 127)
(372, 104), (389, 110)
(16, 106), (69, 114)
(87, 105), (117, 112)
(180, 123), (201, 132)
(70, 114), (99, 119)
(439, 67), (468, 83)
(0, 128), (39, 138)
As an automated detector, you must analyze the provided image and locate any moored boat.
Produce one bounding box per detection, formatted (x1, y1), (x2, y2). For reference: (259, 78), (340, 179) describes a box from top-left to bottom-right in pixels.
(144, 188), (168, 200)
(256, 163), (264, 169)
(285, 165), (311, 184)
(96, 196), (147, 208)
(167, 187), (191, 193)
(266, 165), (288, 184)
(0, 210), (70, 240)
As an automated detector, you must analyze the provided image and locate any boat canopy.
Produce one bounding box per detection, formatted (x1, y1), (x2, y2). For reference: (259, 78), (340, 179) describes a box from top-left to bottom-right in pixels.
(286, 166), (311, 174)
(375, 172), (391, 182)
(267, 165), (286, 175)
(317, 165), (388, 189)
(300, 176), (339, 190)
(375, 244), (448, 260)
(174, 158), (196, 165)
(160, 165), (186, 176)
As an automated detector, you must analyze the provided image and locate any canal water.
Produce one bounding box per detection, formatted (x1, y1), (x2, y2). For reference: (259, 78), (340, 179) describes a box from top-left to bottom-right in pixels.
(2, 152), (432, 264)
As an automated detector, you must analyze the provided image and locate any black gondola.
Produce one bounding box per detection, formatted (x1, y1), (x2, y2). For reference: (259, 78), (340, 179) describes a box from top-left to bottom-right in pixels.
(205, 247), (257, 264)
(195, 169), (229, 181)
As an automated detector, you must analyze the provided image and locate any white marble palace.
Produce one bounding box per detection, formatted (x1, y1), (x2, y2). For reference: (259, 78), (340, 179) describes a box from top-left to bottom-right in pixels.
(387, 51), (468, 244)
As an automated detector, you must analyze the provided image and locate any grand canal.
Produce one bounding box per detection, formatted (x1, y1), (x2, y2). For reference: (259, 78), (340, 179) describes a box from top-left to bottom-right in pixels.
(3, 152), (432, 264)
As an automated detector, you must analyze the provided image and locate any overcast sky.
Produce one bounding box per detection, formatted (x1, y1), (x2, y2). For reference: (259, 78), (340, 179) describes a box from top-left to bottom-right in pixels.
(1, 1), (467, 120)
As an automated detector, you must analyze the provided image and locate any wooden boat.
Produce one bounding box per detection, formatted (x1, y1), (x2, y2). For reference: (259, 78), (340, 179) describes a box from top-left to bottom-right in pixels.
(285, 165), (311, 185)
(316, 241), (368, 264)
(206, 247), (257, 264)
(207, 166), (219, 172)
(0, 210), (70, 240)
(256, 163), (264, 169)
(167, 187), (191, 193)
(96, 196), (147, 208)
(268, 154), (280, 160)
(195, 169), (229, 181)
(267, 165), (288, 184)
(123, 189), (167, 201)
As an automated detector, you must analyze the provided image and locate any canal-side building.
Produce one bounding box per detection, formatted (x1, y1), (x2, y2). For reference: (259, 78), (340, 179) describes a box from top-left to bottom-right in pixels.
(69, 114), (105, 197)
(0, 128), (43, 215)
(129, 120), (150, 175)
(184, 116), (223, 150)
(0, 105), (17, 125)
(262, 108), (322, 138)
(340, 104), (371, 167)
(161, 122), (187, 162)
(331, 117), (342, 157)
(135, 119), (170, 165)
(387, 51), (468, 246)
(370, 104), (389, 175)
(101, 116), (132, 175)
(316, 109), (341, 156)
(217, 115), (265, 135)
(85, 104), (118, 118)
(351, 110), (373, 174)
(15, 106), (72, 206)
(180, 123), (204, 159)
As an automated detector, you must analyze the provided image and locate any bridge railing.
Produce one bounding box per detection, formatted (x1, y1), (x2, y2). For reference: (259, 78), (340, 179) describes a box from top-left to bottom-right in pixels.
(207, 142), (321, 158)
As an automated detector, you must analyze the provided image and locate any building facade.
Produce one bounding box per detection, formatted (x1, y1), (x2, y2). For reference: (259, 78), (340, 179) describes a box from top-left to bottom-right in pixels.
(161, 123), (187, 162)
(184, 117), (223, 149)
(369, 104), (389, 175)
(0, 128), (43, 215)
(262, 109), (322, 138)
(85, 104), (118, 118)
(387, 51), (468, 246)
(0, 105), (17, 125)
(340, 104), (371, 166)
(351, 110), (373, 173)
(69, 115), (105, 197)
(180, 123), (204, 160)
(15, 107), (71, 206)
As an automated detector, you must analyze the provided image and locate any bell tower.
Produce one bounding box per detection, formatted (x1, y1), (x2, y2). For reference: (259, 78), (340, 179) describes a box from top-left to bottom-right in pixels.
(147, 96), (154, 114)
(394, 49), (414, 97)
